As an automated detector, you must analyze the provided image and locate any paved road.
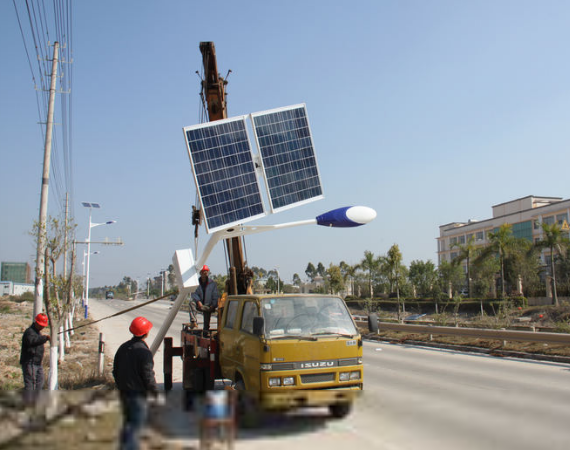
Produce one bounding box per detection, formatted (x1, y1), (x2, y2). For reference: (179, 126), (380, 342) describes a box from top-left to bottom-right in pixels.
(89, 298), (570, 449)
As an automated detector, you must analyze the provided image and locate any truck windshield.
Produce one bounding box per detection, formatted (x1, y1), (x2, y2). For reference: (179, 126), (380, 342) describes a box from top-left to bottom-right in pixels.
(261, 296), (357, 338)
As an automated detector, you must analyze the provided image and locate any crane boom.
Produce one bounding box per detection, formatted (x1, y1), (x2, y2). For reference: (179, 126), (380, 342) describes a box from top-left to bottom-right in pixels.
(199, 42), (247, 295)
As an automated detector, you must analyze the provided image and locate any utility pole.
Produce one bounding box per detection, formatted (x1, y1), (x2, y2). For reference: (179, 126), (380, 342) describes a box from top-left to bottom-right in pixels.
(34, 42), (60, 318)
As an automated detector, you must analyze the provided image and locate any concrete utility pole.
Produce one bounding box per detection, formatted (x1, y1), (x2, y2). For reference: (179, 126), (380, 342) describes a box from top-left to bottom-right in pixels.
(34, 42), (60, 318)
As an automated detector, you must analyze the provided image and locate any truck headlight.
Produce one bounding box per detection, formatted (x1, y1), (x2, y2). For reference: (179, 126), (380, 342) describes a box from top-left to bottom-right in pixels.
(339, 372), (350, 381)
(269, 377), (281, 386)
(283, 377), (295, 386)
(260, 364), (272, 371)
(350, 371), (361, 380)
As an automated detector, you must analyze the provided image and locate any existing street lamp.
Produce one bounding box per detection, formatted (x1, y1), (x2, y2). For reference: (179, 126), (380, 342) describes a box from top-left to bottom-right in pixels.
(82, 202), (116, 318)
(82, 250), (100, 299)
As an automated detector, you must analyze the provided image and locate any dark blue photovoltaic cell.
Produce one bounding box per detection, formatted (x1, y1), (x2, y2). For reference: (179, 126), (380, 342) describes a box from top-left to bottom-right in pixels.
(184, 118), (265, 232)
(252, 106), (323, 211)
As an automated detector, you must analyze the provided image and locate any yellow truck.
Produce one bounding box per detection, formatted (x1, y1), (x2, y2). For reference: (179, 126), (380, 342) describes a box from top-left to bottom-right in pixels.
(164, 293), (378, 423)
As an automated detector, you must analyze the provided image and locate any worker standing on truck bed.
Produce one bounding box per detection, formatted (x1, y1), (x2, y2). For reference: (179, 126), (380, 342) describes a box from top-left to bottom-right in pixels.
(189, 265), (219, 331)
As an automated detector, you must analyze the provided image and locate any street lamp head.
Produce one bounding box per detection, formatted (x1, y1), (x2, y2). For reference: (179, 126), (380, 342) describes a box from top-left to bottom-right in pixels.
(106, 220), (116, 225)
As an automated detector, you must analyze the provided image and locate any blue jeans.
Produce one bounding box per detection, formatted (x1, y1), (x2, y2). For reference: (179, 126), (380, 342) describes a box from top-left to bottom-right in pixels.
(119, 392), (148, 450)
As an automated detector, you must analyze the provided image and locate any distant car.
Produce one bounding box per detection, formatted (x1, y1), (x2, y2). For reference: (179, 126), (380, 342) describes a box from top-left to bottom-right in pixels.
(105, 291), (114, 300)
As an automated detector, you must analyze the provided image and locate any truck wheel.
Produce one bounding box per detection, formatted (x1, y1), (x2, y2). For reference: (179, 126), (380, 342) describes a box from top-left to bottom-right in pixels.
(236, 380), (259, 428)
(329, 402), (352, 418)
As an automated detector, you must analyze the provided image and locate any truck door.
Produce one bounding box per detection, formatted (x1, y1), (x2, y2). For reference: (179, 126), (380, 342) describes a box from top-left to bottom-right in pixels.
(219, 299), (239, 380)
(238, 300), (261, 392)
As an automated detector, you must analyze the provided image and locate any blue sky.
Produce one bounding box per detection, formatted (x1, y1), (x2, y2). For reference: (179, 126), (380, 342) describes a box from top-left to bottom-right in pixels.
(2, 0), (570, 288)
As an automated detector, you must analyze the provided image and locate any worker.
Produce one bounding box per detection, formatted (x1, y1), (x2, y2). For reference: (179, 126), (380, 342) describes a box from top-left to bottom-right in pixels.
(20, 313), (50, 405)
(113, 316), (158, 450)
(190, 265), (219, 331)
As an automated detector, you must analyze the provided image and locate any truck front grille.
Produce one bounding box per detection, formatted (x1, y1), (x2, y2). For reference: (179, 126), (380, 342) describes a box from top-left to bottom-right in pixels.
(301, 373), (335, 384)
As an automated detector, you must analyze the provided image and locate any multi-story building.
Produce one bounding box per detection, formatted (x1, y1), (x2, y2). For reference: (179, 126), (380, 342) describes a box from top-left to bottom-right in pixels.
(438, 196), (570, 269)
(0, 262), (32, 284)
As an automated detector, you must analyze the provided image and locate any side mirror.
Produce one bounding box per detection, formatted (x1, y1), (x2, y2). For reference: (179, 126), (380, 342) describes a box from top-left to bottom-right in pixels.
(367, 313), (379, 334)
(252, 316), (265, 336)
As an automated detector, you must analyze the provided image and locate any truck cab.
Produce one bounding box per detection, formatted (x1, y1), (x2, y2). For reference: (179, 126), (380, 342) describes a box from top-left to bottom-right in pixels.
(218, 294), (367, 418)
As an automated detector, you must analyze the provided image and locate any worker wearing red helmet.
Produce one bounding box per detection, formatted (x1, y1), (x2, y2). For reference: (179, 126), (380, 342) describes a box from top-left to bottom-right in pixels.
(20, 313), (50, 405)
(113, 316), (158, 450)
(189, 264), (219, 331)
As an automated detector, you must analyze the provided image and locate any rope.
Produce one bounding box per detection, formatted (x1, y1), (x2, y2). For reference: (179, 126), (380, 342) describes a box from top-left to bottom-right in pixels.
(59, 293), (172, 334)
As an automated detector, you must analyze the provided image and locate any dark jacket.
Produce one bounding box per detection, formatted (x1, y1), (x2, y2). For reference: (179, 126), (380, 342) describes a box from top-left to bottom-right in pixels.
(112, 337), (158, 394)
(191, 279), (219, 309)
(20, 324), (49, 366)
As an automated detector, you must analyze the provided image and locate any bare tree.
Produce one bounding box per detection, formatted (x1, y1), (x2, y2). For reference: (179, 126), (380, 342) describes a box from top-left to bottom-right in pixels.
(32, 216), (77, 390)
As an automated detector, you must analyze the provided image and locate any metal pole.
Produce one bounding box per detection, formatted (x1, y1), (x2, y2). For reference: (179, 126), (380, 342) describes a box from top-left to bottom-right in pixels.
(84, 209), (92, 318)
(34, 42), (59, 318)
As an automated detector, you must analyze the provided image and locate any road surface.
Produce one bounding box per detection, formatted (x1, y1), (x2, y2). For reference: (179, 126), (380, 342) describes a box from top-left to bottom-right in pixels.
(89, 297), (570, 449)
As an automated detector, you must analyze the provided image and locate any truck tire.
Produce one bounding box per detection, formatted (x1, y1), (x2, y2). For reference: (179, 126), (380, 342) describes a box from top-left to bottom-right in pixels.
(235, 379), (259, 428)
(329, 402), (352, 419)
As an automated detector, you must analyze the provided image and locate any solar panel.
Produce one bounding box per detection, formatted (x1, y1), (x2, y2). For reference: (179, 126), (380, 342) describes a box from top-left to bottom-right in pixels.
(251, 104), (323, 213)
(183, 116), (266, 233)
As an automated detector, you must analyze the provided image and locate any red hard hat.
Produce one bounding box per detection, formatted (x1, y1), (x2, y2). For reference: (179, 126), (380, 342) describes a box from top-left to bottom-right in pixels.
(129, 316), (153, 337)
(200, 265), (210, 273)
(35, 313), (48, 327)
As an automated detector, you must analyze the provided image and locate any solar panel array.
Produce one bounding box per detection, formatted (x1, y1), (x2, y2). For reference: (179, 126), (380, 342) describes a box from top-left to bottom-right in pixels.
(251, 105), (323, 212)
(183, 104), (323, 233)
(183, 116), (265, 233)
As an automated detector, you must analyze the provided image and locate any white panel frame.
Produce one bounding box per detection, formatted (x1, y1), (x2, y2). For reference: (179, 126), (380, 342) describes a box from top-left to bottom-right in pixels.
(250, 104), (324, 214)
(183, 116), (267, 233)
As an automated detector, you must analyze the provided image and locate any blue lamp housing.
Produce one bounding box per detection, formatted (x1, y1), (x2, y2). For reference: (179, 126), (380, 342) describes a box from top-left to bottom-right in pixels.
(316, 206), (377, 228)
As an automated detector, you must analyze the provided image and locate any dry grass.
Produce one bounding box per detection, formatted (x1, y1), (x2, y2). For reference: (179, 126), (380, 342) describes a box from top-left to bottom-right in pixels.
(0, 298), (114, 391)
(0, 297), (120, 450)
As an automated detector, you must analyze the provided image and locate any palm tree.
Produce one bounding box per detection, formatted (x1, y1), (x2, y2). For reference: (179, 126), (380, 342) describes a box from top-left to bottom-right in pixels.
(384, 244), (405, 319)
(451, 236), (478, 297)
(534, 222), (570, 306)
(360, 251), (379, 299)
(339, 261), (359, 297)
(478, 224), (519, 298)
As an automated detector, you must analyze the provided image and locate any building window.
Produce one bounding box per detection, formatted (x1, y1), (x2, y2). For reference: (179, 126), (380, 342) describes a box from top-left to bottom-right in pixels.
(450, 252), (458, 260)
(534, 220), (541, 230)
(556, 213), (568, 225)
(459, 235), (466, 245)
(450, 237), (457, 246)
(476, 231), (484, 241)
(467, 233), (474, 242)
(544, 216), (555, 225)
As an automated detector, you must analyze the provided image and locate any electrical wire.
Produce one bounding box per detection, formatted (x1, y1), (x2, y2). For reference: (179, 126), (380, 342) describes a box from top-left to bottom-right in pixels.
(15, 0), (75, 220)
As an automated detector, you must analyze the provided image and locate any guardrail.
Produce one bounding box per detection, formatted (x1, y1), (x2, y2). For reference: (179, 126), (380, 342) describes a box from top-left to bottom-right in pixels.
(353, 316), (570, 345)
